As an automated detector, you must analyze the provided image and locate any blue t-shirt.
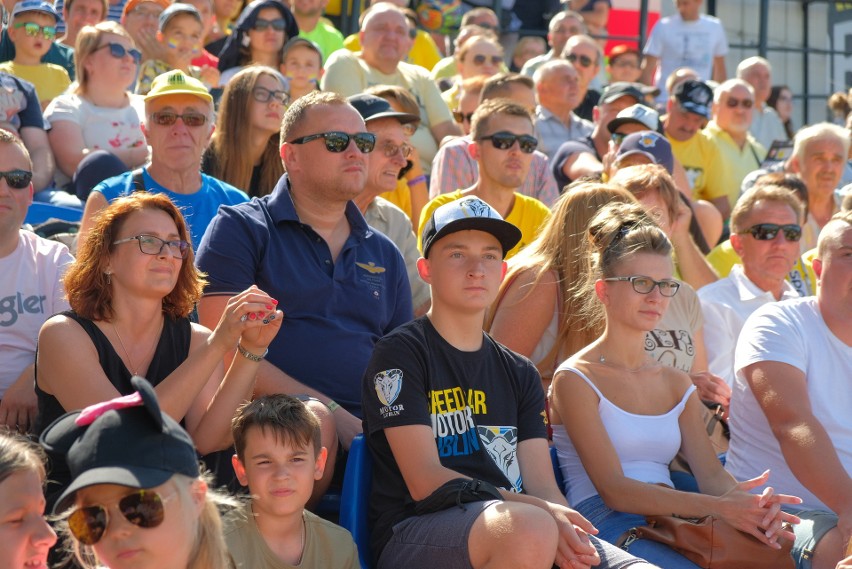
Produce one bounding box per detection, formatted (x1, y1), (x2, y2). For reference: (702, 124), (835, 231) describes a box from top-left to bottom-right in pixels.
(0, 72), (46, 132)
(93, 169), (249, 248)
(196, 175), (414, 417)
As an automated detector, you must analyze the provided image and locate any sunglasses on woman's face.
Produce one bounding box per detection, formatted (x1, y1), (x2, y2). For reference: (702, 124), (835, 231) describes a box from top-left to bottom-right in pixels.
(68, 489), (175, 546)
(471, 54), (502, 66)
(252, 17), (286, 31)
(94, 42), (142, 65)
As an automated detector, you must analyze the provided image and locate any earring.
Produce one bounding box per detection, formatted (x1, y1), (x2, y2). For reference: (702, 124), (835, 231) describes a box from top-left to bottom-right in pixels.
(241, 33), (250, 48)
(105, 272), (112, 285)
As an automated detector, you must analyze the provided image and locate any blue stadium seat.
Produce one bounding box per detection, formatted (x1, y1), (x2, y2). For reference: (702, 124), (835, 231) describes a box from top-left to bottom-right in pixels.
(24, 202), (83, 226)
(340, 434), (372, 569)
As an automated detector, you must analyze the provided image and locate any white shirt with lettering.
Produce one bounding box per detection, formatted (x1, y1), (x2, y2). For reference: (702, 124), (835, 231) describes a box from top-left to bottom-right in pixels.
(0, 230), (73, 397)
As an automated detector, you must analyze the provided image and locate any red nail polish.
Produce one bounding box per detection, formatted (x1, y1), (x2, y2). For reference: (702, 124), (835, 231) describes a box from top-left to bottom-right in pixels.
(249, 313), (256, 320)
(266, 304), (273, 310)
(272, 299), (278, 304)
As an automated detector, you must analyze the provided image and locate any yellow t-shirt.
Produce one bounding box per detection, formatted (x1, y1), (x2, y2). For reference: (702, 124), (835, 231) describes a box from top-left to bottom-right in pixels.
(704, 121), (766, 209)
(343, 29), (442, 71)
(379, 178), (412, 220)
(667, 129), (727, 202)
(417, 190), (551, 259)
(0, 61), (70, 106)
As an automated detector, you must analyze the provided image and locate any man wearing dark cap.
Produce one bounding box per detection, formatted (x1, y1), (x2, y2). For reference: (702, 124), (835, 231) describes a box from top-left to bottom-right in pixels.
(197, 91), (413, 500)
(362, 197), (655, 569)
(348, 93), (431, 316)
(550, 83), (655, 189)
(662, 79), (726, 208)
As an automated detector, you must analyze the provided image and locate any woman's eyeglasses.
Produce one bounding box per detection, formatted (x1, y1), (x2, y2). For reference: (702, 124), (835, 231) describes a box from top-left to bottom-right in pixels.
(471, 54), (503, 66)
(566, 53), (594, 68)
(737, 223), (802, 242)
(603, 275), (681, 297)
(288, 131), (376, 153)
(13, 22), (56, 40)
(477, 132), (538, 154)
(68, 489), (174, 546)
(252, 85), (288, 105)
(94, 42), (142, 65)
(113, 234), (190, 259)
(0, 169), (33, 189)
(149, 111), (208, 127)
(252, 17), (286, 31)
(452, 111), (474, 124)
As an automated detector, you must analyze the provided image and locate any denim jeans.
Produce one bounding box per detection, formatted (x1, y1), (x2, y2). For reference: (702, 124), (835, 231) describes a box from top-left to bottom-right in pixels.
(576, 494), (703, 569)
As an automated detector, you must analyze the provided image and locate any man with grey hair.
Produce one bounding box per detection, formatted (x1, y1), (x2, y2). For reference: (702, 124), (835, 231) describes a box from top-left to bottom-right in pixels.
(78, 69), (248, 248)
(533, 59), (593, 162)
(321, 3), (460, 173)
(520, 10), (585, 77)
(736, 56), (787, 148)
(561, 33), (602, 120)
(725, 209), (852, 569)
(704, 78), (765, 220)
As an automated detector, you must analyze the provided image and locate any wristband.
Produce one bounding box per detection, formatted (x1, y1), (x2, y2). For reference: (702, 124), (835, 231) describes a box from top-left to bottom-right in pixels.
(407, 174), (427, 187)
(237, 341), (267, 362)
(327, 400), (341, 413)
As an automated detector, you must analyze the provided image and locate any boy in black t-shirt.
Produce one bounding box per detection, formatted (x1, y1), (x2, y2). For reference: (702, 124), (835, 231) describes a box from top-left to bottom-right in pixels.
(361, 197), (655, 569)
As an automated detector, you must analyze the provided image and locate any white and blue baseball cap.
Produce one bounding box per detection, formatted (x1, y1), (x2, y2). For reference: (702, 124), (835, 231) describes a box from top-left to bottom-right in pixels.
(420, 197), (522, 259)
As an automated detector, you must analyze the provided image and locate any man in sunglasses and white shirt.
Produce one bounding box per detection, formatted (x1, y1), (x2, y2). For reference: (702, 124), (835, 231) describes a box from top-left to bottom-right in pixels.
(724, 209), (852, 569)
(79, 69), (248, 248)
(197, 91), (412, 501)
(697, 183), (803, 387)
(418, 99), (549, 260)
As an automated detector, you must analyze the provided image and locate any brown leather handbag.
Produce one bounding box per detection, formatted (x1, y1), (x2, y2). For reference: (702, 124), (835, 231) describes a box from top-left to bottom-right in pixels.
(620, 515), (794, 569)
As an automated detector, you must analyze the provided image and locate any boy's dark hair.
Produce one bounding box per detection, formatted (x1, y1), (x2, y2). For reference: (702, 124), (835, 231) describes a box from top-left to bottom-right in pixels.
(231, 395), (321, 460)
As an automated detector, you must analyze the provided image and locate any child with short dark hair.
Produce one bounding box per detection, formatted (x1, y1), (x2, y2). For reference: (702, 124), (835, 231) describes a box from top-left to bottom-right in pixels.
(279, 37), (322, 104)
(224, 395), (359, 569)
(135, 3), (218, 94)
(0, 0), (71, 109)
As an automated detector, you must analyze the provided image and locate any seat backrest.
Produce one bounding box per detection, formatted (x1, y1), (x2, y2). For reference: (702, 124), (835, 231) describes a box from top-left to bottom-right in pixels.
(24, 202), (83, 226)
(340, 434), (373, 569)
(550, 445), (566, 496)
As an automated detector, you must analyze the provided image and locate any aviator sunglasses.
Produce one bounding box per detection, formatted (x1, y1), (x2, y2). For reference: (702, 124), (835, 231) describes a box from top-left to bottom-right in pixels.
(68, 489), (175, 546)
(288, 131), (377, 153)
(477, 131), (538, 154)
(603, 275), (681, 297)
(0, 169), (33, 189)
(737, 223), (802, 242)
(94, 42), (143, 64)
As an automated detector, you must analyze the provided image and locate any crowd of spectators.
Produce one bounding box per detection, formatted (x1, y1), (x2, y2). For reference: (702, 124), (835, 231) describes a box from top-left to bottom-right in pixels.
(1, 0), (852, 568)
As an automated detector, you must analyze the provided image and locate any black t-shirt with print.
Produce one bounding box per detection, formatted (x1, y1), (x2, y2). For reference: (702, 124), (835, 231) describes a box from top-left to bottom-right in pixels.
(361, 316), (547, 561)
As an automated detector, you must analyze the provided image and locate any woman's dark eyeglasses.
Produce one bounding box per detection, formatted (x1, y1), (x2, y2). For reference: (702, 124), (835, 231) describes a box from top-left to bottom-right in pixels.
(477, 132), (538, 154)
(252, 17), (286, 31)
(252, 85), (288, 105)
(452, 111), (474, 124)
(566, 53), (594, 68)
(603, 275), (681, 297)
(113, 234), (190, 259)
(471, 54), (503, 66)
(68, 490), (174, 546)
(13, 22), (56, 40)
(737, 223), (802, 242)
(149, 111), (208, 127)
(0, 169), (33, 189)
(725, 96), (754, 109)
(288, 131), (376, 153)
(94, 42), (142, 65)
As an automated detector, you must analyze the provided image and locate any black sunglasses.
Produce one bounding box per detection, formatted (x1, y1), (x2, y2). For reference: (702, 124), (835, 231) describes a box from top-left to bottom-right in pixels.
(738, 223), (802, 242)
(288, 131), (376, 153)
(149, 111), (208, 127)
(95, 42), (142, 65)
(472, 54), (503, 66)
(0, 169), (33, 189)
(253, 17), (286, 31)
(566, 52), (594, 68)
(477, 132), (538, 154)
(68, 490), (172, 546)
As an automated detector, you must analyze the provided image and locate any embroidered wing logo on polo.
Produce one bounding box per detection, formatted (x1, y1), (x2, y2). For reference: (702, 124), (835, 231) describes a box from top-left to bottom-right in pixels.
(356, 261), (386, 274)
(374, 369), (403, 406)
(459, 197), (491, 217)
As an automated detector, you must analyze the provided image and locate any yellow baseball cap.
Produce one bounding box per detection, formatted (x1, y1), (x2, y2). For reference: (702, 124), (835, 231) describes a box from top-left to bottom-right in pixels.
(144, 70), (213, 104)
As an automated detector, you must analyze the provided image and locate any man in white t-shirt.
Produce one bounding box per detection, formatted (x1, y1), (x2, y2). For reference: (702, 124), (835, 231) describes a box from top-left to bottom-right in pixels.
(0, 129), (73, 431)
(698, 184), (803, 386)
(640, 0), (728, 104)
(725, 209), (852, 569)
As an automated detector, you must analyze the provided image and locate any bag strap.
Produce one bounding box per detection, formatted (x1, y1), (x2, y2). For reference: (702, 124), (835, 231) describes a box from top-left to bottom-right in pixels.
(130, 168), (147, 193)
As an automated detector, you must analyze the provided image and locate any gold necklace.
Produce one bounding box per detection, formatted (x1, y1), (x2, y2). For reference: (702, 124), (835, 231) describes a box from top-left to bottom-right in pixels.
(111, 320), (162, 376)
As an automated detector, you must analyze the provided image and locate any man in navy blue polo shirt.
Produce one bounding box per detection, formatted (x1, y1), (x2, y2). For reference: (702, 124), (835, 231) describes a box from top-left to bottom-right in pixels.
(196, 91), (413, 499)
